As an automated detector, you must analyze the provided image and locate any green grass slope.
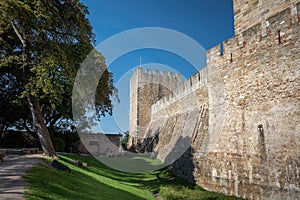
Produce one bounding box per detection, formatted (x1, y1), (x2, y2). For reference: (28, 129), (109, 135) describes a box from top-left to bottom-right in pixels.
(24, 154), (242, 200)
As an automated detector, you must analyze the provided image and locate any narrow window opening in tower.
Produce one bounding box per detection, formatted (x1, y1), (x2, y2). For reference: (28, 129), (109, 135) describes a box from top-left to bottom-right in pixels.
(258, 124), (267, 161)
(230, 53), (233, 63)
(278, 30), (281, 44)
(158, 84), (162, 100)
(220, 42), (224, 56)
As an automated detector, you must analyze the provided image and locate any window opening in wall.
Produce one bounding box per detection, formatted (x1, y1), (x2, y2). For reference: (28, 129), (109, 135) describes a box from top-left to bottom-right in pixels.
(220, 42), (224, 56)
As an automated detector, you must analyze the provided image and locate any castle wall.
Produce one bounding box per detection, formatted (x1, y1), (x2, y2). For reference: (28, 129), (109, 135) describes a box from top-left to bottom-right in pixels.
(195, 5), (300, 199)
(130, 2), (300, 199)
(233, 0), (299, 34)
(148, 84), (209, 182)
(151, 67), (208, 114)
(128, 68), (182, 148)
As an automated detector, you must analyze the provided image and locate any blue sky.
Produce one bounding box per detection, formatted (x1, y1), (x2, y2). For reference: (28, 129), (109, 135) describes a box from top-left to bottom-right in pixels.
(80, 0), (234, 134)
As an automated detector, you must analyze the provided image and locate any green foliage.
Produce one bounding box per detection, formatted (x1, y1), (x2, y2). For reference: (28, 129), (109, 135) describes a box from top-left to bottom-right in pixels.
(52, 128), (80, 153)
(61, 131), (80, 152)
(0, 71), (32, 132)
(52, 138), (65, 152)
(0, 0), (116, 133)
(121, 131), (129, 150)
(0, 130), (38, 148)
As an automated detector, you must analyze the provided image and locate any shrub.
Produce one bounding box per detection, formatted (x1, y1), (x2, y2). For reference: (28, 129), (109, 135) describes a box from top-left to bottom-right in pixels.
(121, 131), (129, 150)
(52, 138), (65, 152)
(0, 130), (39, 148)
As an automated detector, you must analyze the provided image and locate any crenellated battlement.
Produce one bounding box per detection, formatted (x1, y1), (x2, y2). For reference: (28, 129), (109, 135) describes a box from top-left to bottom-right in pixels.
(151, 67), (208, 114)
(130, 2), (300, 139)
(208, 5), (299, 66)
(131, 67), (182, 80)
(128, 0), (300, 198)
(129, 67), (183, 145)
(152, 4), (299, 115)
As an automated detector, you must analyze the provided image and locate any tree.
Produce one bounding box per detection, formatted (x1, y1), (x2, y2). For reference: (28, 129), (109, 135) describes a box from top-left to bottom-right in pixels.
(121, 131), (129, 151)
(0, 0), (114, 156)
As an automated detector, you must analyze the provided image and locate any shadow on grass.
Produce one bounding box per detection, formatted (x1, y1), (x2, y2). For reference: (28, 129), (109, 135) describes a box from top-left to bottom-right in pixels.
(24, 160), (150, 200)
(58, 154), (191, 193)
(98, 156), (164, 173)
(25, 154), (243, 200)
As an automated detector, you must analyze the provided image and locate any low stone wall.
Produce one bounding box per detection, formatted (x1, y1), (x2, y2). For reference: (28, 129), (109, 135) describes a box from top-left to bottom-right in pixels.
(78, 133), (121, 155)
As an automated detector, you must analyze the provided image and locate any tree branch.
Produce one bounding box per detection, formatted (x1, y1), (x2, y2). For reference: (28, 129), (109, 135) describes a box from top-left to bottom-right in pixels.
(11, 21), (26, 48)
(23, 120), (34, 133)
(4, 72), (21, 89)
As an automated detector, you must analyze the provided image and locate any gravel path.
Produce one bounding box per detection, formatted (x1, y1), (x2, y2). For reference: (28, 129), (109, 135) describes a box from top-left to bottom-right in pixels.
(0, 154), (43, 200)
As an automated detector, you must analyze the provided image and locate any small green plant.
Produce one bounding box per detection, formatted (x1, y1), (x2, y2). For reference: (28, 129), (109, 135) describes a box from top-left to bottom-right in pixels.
(120, 131), (129, 150)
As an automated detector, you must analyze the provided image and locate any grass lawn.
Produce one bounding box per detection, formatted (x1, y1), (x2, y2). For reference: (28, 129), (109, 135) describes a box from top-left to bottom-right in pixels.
(98, 155), (164, 172)
(24, 154), (242, 200)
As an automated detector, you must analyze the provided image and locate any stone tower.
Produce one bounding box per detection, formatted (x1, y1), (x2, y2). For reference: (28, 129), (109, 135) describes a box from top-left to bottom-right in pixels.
(128, 68), (182, 149)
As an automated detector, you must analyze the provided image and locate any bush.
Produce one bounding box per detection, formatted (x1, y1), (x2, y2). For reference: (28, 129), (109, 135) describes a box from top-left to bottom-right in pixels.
(0, 130), (39, 148)
(52, 138), (65, 152)
(120, 131), (129, 150)
(62, 131), (80, 153)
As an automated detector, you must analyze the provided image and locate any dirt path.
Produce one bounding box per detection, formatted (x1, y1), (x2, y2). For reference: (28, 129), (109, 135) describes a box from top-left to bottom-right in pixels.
(0, 154), (43, 200)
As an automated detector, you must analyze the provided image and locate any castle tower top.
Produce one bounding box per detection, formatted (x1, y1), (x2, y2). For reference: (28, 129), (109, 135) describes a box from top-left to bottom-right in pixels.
(233, 0), (298, 34)
(131, 67), (182, 80)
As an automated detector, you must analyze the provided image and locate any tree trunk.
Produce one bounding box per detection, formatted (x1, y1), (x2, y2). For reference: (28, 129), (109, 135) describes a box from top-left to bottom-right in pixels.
(27, 94), (56, 157)
(11, 21), (56, 157)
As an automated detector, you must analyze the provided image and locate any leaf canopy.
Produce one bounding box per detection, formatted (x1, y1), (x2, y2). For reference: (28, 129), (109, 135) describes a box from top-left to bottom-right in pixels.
(0, 0), (115, 131)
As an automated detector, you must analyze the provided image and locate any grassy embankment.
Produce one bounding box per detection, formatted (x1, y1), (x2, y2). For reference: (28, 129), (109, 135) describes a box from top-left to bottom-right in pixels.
(24, 154), (242, 200)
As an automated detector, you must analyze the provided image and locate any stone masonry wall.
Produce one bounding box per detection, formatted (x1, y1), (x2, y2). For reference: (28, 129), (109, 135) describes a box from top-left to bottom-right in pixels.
(233, 0), (299, 34)
(128, 68), (182, 149)
(129, 1), (300, 199)
(193, 4), (300, 199)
